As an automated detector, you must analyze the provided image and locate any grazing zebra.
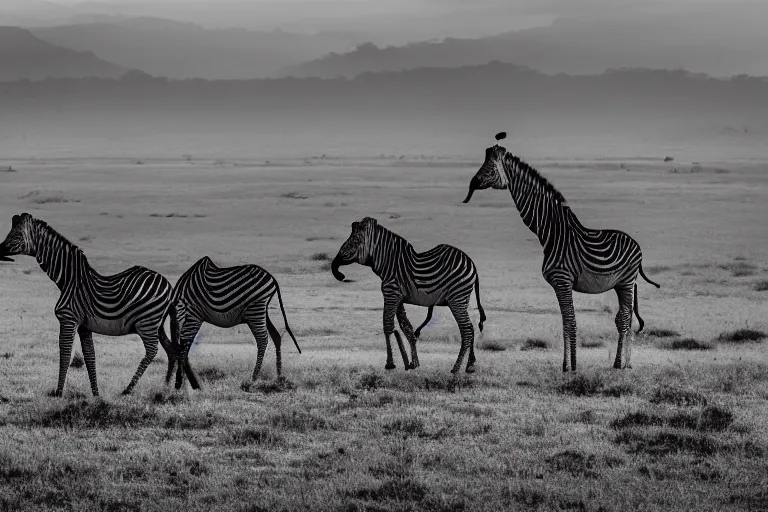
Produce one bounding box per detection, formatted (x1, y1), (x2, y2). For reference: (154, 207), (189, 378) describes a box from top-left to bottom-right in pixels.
(331, 217), (486, 374)
(0, 213), (188, 396)
(462, 132), (660, 371)
(168, 256), (301, 390)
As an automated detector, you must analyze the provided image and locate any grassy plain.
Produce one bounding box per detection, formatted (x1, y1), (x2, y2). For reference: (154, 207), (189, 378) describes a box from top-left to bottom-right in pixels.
(0, 152), (767, 511)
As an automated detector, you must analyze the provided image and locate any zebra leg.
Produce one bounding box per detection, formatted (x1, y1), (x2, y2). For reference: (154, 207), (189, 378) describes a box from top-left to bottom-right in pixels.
(382, 292), (408, 370)
(413, 305), (434, 339)
(613, 285), (634, 369)
(396, 303), (420, 369)
(552, 283), (577, 372)
(77, 326), (99, 397)
(157, 326), (177, 386)
(175, 322), (202, 390)
(245, 307), (270, 381)
(266, 315), (283, 380)
(448, 302), (474, 374)
(54, 322), (78, 397)
(122, 329), (159, 395)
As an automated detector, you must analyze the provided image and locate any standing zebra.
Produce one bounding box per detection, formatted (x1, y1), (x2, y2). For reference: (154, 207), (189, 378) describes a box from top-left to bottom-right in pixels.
(462, 133), (659, 371)
(0, 213), (189, 396)
(331, 217), (486, 374)
(168, 256), (301, 390)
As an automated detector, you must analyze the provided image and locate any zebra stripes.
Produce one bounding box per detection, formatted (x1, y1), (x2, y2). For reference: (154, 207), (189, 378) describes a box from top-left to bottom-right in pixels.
(331, 217), (486, 374)
(463, 133), (659, 371)
(169, 256), (301, 389)
(0, 213), (179, 396)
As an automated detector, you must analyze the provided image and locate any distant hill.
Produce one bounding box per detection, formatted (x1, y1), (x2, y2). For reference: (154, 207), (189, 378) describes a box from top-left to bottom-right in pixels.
(283, 11), (768, 79)
(32, 18), (364, 80)
(0, 26), (125, 81)
(2, 63), (766, 132)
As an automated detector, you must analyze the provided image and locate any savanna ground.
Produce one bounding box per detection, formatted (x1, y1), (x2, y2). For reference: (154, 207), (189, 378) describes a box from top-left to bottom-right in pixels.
(1, 139), (767, 511)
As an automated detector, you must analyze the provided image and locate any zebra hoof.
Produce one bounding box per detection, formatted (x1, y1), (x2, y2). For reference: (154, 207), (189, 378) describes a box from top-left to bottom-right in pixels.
(414, 330), (422, 339)
(53, 389), (64, 398)
(465, 365), (476, 374)
(91, 391), (99, 397)
(385, 362), (396, 370)
(613, 362), (622, 370)
(120, 388), (132, 396)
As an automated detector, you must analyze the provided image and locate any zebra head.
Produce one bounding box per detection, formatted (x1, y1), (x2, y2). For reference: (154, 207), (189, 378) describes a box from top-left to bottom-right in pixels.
(463, 132), (509, 203)
(331, 217), (377, 282)
(0, 213), (36, 262)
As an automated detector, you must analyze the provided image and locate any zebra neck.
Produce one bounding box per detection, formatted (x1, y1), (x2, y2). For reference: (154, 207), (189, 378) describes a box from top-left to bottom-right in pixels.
(369, 227), (411, 281)
(34, 224), (91, 290)
(502, 160), (573, 248)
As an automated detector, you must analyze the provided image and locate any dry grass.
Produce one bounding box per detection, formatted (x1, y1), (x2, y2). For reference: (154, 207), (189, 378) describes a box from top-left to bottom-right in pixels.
(0, 155), (766, 511)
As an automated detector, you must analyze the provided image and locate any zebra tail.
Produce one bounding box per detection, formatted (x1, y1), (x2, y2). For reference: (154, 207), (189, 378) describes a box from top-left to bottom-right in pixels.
(633, 283), (645, 334)
(639, 263), (661, 288)
(475, 276), (486, 332)
(276, 283), (301, 354)
(168, 304), (181, 356)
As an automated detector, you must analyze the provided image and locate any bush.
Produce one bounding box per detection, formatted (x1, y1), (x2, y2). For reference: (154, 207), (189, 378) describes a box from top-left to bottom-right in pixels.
(645, 328), (681, 338)
(660, 338), (714, 350)
(520, 338), (549, 351)
(559, 373), (604, 396)
(478, 340), (506, 352)
(650, 386), (708, 407)
(718, 329), (766, 343)
(70, 353), (85, 369)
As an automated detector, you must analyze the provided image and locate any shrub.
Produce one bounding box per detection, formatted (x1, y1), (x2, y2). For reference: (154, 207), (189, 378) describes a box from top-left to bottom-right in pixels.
(718, 329), (766, 344)
(645, 328), (681, 338)
(660, 338), (714, 350)
(559, 373), (604, 396)
(520, 338), (549, 351)
(69, 353), (85, 369)
(478, 340), (506, 352)
(650, 386), (708, 407)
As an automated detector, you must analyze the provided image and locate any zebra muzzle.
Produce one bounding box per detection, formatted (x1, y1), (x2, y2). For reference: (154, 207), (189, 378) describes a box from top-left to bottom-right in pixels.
(330, 256), (346, 282)
(463, 178), (479, 203)
(0, 244), (14, 262)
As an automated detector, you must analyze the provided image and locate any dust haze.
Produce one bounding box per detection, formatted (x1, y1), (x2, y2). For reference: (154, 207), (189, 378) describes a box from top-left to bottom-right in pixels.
(1, 1), (767, 511)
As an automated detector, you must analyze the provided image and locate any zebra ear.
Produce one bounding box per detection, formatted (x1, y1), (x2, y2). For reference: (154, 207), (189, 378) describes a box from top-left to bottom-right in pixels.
(495, 132), (507, 141)
(351, 221), (361, 230)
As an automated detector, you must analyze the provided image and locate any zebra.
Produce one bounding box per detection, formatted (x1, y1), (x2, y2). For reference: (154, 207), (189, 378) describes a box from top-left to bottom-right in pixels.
(0, 213), (192, 396)
(330, 217), (486, 374)
(462, 132), (660, 372)
(168, 256), (301, 390)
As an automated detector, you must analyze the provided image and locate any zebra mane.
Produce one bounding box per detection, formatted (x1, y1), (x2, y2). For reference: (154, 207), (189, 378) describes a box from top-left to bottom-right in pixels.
(33, 218), (84, 256)
(503, 153), (568, 206)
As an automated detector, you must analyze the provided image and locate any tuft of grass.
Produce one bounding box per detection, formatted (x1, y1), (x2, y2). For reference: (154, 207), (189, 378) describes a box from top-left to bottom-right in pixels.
(646, 328), (681, 338)
(23, 399), (157, 429)
(754, 280), (768, 291)
(698, 405), (735, 432)
(163, 411), (221, 429)
(197, 366), (227, 382)
(611, 411), (665, 430)
(580, 339), (605, 348)
(520, 338), (549, 351)
(281, 192), (308, 200)
(719, 261), (757, 277)
(650, 386), (708, 407)
(602, 382), (635, 398)
(382, 416), (426, 437)
(310, 252), (330, 261)
(69, 353), (85, 369)
(241, 378), (296, 394)
(660, 338), (714, 350)
(358, 371), (386, 391)
(478, 339), (506, 352)
(615, 430), (722, 457)
(718, 329), (766, 344)
(227, 426), (285, 447)
(269, 409), (329, 432)
(2, 352), (13, 359)
(546, 450), (599, 478)
(558, 373), (605, 396)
